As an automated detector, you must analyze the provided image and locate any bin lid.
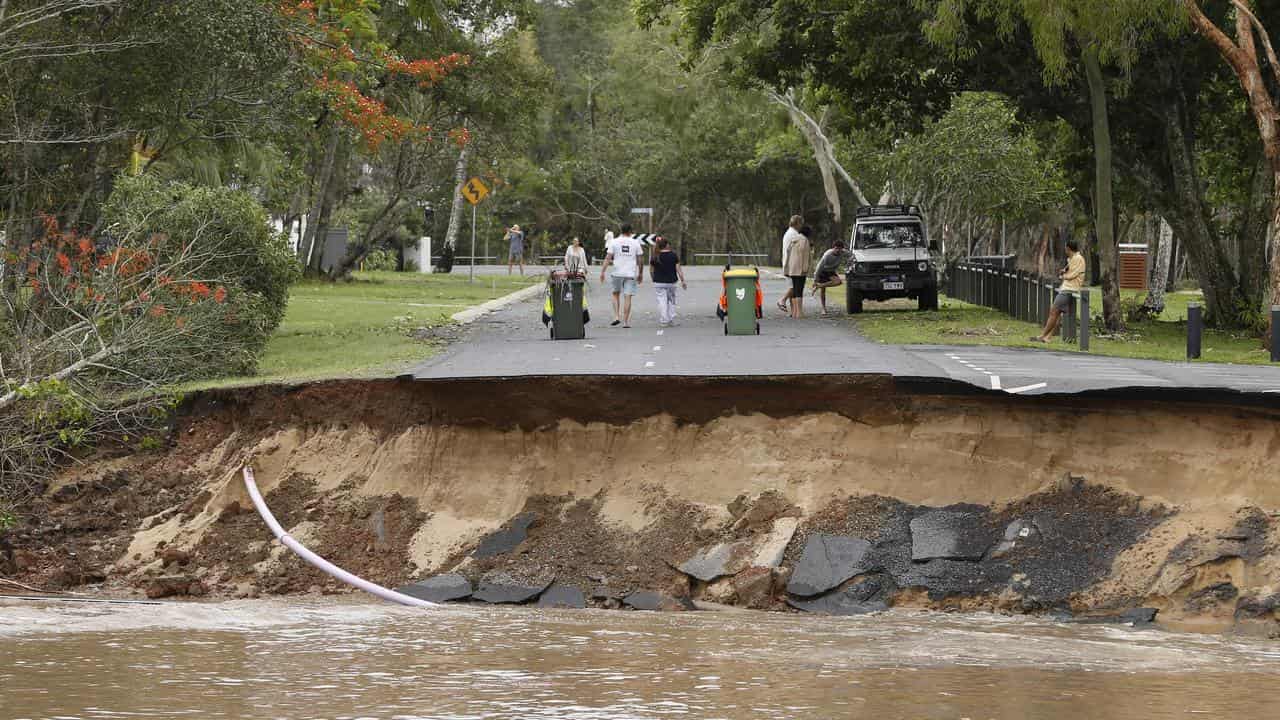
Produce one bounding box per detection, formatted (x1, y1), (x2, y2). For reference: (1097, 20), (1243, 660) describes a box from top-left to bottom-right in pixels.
(723, 268), (759, 279)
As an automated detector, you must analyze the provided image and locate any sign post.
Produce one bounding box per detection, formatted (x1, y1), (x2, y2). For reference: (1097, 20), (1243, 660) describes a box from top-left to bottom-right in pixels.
(462, 177), (491, 283)
(631, 207), (654, 234)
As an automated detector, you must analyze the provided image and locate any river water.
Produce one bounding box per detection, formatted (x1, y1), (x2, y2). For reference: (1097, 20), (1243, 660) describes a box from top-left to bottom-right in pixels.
(3, 599), (1280, 719)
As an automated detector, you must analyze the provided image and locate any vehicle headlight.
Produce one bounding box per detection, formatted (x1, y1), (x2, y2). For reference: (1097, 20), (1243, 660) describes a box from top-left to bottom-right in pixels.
(854, 263), (867, 274)
(917, 261), (929, 272)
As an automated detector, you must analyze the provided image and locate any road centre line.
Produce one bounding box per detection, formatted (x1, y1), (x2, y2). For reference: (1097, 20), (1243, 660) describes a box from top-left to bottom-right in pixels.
(990, 375), (1002, 390)
(1005, 382), (1048, 394)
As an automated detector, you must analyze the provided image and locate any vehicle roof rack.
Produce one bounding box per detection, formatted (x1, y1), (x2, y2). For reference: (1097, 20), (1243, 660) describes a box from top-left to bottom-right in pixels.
(855, 204), (923, 218)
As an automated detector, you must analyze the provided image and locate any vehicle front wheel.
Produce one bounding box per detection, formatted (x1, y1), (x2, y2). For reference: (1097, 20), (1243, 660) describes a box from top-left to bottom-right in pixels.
(847, 286), (864, 314)
(918, 286), (939, 311)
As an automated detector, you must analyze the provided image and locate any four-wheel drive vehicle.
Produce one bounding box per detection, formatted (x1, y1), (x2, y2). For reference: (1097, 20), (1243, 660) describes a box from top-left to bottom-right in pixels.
(845, 205), (938, 313)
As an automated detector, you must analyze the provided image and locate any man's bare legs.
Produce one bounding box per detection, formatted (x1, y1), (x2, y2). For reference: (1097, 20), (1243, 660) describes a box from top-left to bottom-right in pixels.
(621, 294), (633, 327)
(610, 291), (621, 325)
(1035, 308), (1063, 342)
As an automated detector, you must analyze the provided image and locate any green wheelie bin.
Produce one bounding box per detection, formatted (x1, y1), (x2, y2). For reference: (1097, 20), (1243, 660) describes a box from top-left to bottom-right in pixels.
(544, 270), (587, 340)
(721, 267), (761, 335)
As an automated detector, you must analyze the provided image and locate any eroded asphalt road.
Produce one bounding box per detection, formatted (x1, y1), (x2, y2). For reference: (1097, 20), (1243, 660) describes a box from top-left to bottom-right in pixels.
(410, 266), (1280, 397)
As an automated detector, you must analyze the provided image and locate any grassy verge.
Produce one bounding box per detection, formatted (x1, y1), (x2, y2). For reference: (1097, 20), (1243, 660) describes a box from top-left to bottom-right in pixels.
(851, 291), (1272, 365)
(197, 270), (540, 388)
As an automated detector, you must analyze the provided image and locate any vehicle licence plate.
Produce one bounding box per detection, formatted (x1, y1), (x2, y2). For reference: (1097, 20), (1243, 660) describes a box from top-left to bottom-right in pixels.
(883, 281), (905, 290)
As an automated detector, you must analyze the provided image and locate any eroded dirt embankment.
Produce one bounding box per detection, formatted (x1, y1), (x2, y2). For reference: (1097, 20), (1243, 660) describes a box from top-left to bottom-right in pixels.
(4, 376), (1280, 633)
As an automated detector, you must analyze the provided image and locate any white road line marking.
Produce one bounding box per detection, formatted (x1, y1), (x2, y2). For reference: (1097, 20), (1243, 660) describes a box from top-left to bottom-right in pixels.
(983, 371), (994, 375)
(1005, 382), (1048, 394)
(644, 361), (655, 368)
(990, 375), (1002, 390)
(973, 367), (987, 372)
(583, 344), (595, 349)
(653, 346), (662, 351)
(656, 330), (664, 336)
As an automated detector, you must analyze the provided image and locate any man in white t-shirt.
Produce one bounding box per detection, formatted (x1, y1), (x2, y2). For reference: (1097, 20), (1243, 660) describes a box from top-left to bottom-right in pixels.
(599, 223), (645, 328)
(776, 215), (805, 312)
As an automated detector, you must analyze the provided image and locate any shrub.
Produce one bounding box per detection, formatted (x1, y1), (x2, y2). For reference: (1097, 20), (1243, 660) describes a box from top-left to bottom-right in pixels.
(363, 248), (398, 272)
(100, 175), (299, 375)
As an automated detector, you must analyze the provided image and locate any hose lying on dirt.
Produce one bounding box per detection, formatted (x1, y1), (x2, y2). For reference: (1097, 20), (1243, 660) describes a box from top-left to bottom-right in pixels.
(241, 466), (436, 608)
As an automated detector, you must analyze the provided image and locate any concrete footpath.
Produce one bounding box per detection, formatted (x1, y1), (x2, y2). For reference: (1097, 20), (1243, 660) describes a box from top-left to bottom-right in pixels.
(410, 266), (1280, 397)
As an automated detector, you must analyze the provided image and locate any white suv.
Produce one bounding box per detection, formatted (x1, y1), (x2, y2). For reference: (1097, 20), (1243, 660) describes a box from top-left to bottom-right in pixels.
(846, 205), (938, 313)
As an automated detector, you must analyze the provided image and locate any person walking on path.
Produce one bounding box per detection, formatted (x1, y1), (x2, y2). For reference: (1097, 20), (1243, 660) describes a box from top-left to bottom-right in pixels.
(649, 237), (687, 327)
(775, 215), (806, 313)
(810, 240), (848, 315)
(1032, 239), (1086, 343)
(782, 224), (812, 318)
(564, 236), (588, 274)
(505, 224), (526, 275)
(600, 223), (645, 328)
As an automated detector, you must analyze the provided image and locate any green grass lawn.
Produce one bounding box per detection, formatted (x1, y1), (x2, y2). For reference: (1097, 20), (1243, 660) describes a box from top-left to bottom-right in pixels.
(200, 271), (540, 387)
(851, 291), (1273, 366)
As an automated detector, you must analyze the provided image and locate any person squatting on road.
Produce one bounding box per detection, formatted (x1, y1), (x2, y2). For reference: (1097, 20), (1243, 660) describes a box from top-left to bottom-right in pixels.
(810, 240), (848, 315)
(782, 224), (812, 319)
(776, 215), (806, 313)
(506, 224), (525, 276)
(564, 236), (588, 274)
(1032, 239), (1085, 343)
(649, 237), (687, 327)
(600, 223), (645, 328)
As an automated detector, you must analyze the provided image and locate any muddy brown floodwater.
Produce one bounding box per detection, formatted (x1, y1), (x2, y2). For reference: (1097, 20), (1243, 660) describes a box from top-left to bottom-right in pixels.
(4, 599), (1280, 719)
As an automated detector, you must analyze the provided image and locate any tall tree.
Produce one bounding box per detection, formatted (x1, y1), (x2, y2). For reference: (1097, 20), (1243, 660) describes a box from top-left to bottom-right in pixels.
(1184, 0), (1280, 339)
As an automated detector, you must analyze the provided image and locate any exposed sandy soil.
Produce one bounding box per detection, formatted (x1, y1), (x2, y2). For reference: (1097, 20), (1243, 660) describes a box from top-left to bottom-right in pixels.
(3, 377), (1278, 634)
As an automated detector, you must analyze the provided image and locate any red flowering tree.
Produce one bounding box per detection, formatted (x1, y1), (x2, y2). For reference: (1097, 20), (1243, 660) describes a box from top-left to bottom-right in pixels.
(279, 0), (473, 276)
(1, 176), (297, 504)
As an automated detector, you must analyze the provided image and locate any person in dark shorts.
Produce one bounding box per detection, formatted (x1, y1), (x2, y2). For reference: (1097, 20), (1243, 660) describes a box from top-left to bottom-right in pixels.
(782, 225), (812, 318)
(1033, 239), (1085, 343)
(810, 240), (848, 315)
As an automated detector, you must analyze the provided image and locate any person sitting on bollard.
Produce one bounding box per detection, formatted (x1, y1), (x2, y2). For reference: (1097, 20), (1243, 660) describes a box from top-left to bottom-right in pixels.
(809, 240), (848, 315)
(1032, 239), (1084, 344)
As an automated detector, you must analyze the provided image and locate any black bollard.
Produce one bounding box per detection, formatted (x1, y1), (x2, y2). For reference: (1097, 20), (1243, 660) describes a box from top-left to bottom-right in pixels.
(1061, 292), (1077, 343)
(1272, 305), (1280, 363)
(1187, 302), (1202, 360)
(1079, 291), (1090, 352)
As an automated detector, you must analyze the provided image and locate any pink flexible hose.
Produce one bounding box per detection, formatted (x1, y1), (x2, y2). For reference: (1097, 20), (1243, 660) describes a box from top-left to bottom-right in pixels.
(241, 466), (436, 608)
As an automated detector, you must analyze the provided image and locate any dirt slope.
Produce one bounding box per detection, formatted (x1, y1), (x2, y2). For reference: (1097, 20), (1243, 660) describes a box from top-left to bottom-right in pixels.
(4, 377), (1278, 634)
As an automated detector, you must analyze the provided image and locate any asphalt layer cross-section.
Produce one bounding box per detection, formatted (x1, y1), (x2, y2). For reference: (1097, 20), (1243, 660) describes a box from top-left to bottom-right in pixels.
(410, 266), (1280, 398)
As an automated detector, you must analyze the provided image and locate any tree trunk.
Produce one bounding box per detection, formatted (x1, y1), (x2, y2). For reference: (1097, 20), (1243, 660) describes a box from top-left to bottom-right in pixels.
(298, 123), (341, 270)
(1083, 48), (1123, 332)
(1143, 217), (1174, 315)
(1185, 0), (1280, 339)
(440, 142), (469, 272)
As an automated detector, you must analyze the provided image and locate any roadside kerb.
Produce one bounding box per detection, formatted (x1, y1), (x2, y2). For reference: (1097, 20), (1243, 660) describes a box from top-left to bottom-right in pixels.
(451, 282), (544, 325)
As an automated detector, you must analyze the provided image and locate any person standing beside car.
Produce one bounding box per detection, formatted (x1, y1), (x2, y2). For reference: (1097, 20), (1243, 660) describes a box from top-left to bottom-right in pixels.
(782, 224), (812, 318)
(776, 215), (805, 313)
(810, 240), (848, 315)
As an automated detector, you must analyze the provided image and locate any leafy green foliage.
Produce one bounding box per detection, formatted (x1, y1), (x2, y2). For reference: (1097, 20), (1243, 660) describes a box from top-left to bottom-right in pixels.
(890, 93), (1070, 223)
(100, 175), (300, 375)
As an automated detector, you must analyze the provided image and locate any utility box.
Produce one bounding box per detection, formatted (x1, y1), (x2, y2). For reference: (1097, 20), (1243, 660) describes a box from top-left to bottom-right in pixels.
(1119, 243), (1149, 291)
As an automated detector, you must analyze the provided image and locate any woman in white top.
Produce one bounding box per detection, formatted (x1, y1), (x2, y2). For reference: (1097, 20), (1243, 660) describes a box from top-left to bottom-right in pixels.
(564, 236), (588, 274)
